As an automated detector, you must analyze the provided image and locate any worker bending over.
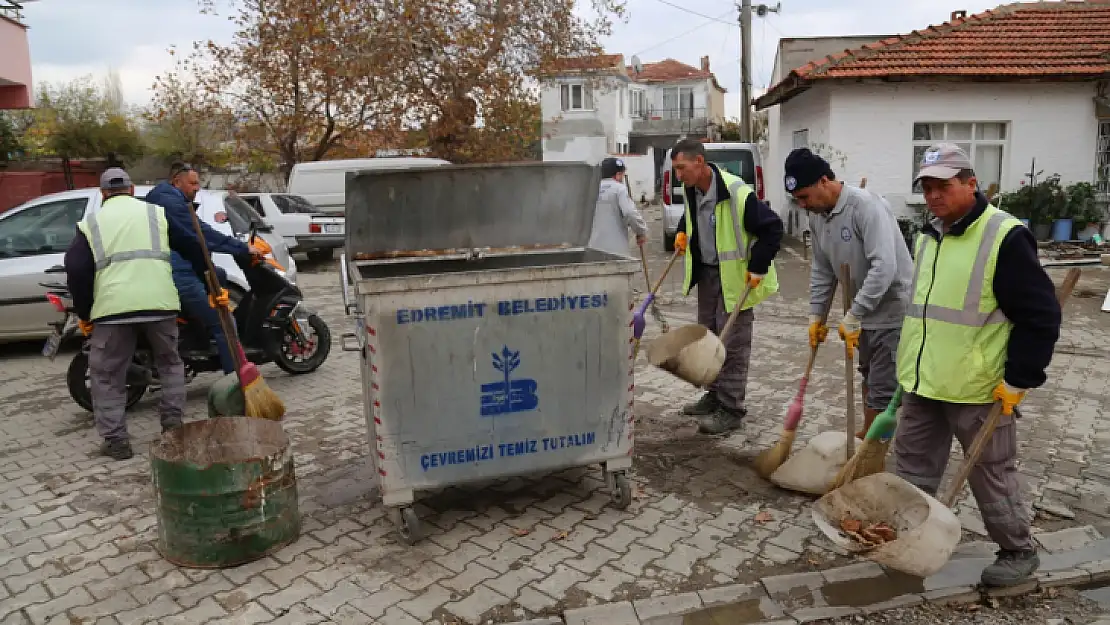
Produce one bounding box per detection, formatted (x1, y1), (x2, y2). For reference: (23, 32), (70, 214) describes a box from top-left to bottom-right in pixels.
(784, 148), (913, 437)
(896, 143), (1062, 586)
(672, 139), (783, 434)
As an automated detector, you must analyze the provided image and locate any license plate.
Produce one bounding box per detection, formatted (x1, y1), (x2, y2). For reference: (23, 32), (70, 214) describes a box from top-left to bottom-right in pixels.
(323, 224), (343, 234)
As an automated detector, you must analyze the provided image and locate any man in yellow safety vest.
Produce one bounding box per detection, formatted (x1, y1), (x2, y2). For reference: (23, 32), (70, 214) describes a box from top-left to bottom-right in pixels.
(671, 139), (783, 434)
(64, 168), (215, 460)
(894, 143), (1062, 586)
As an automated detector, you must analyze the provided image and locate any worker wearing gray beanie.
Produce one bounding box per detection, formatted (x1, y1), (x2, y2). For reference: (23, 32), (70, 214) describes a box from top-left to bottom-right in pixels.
(784, 147), (913, 439)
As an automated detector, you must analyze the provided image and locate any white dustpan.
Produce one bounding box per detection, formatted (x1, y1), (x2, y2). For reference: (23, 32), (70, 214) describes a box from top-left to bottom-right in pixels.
(812, 472), (962, 578)
(769, 431), (860, 496)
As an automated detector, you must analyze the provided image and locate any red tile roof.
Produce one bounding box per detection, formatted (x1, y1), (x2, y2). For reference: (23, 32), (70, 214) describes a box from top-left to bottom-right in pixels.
(627, 58), (726, 91)
(756, 1), (1110, 109)
(546, 54), (626, 74)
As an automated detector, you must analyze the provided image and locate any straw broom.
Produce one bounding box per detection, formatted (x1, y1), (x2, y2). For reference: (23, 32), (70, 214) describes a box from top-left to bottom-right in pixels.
(185, 203), (285, 421)
(831, 386), (902, 488)
(753, 279), (839, 478)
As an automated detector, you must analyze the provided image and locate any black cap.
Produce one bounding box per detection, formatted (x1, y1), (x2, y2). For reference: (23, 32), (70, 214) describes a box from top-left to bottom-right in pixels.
(600, 157), (626, 179)
(784, 148), (834, 193)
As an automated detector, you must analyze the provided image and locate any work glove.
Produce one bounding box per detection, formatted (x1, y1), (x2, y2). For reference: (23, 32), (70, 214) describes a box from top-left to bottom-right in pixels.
(209, 288), (231, 309)
(838, 312), (862, 358)
(674, 232), (688, 254)
(78, 320), (94, 337)
(865, 386), (903, 441)
(746, 272), (764, 288)
(992, 381), (1026, 416)
(807, 315), (828, 349)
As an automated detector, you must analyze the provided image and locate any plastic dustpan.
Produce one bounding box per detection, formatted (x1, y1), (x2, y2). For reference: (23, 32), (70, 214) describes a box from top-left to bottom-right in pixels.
(812, 472), (961, 578)
(770, 431), (858, 496)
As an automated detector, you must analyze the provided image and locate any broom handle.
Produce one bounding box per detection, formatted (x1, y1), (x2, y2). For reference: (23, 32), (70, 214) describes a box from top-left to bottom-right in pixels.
(803, 277), (841, 377)
(719, 282), (755, 343)
(941, 267), (1080, 507)
(649, 249), (682, 298)
(840, 263), (855, 458)
(638, 242), (654, 293)
(184, 202), (246, 372)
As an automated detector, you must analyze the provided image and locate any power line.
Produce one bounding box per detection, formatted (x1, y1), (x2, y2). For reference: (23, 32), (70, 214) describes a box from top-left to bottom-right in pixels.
(648, 0), (735, 26)
(633, 8), (735, 57)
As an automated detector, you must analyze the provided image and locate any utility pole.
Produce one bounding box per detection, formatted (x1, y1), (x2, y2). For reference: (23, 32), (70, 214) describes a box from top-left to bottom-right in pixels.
(739, 1), (781, 142)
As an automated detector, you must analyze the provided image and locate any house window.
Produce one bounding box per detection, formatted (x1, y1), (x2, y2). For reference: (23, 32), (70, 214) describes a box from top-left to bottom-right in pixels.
(661, 87), (695, 119)
(911, 122), (1007, 194)
(619, 88), (624, 116)
(792, 129), (809, 149)
(1097, 120), (1110, 194)
(560, 83), (592, 111)
(630, 90), (646, 118)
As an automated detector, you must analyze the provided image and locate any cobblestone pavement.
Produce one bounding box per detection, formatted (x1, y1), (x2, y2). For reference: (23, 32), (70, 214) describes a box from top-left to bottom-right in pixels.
(2, 203), (1110, 624)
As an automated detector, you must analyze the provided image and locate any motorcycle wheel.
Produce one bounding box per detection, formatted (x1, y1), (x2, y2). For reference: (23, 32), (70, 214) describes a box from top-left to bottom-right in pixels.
(66, 352), (148, 413)
(274, 314), (331, 375)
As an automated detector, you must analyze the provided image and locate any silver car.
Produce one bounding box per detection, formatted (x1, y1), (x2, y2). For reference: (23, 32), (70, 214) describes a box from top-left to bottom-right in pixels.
(0, 187), (297, 343)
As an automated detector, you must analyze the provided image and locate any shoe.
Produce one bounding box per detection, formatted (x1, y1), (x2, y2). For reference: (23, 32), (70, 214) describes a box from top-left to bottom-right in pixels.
(697, 408), (745, 435)
(100, 439), (134, 461)
(981, 549), (1039, 587)
(682, 392), (720, 416)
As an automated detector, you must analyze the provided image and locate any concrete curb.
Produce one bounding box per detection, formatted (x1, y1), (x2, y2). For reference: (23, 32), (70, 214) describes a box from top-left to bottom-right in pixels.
(507, 525), (1110, 625)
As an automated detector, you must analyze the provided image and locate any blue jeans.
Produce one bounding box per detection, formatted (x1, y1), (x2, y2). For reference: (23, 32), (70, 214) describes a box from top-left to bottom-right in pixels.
(174, 271), (236, 374)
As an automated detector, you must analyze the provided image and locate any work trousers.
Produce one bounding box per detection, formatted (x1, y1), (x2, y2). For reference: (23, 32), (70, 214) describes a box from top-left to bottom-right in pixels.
(89, 319), (186, 441)
(857, 328), (900, 410)
(696, 265), (755, 413)
(174, 270), (236, 374)
(894, 392), (1032, 551)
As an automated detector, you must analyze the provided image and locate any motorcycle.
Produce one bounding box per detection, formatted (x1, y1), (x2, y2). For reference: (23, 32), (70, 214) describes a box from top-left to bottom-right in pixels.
(41, 233), (331, 412)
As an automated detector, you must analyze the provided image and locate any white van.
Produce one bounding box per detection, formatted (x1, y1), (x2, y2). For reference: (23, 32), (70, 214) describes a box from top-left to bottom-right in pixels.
(660, 142), (765, 251)
(287, 157), (451, 214)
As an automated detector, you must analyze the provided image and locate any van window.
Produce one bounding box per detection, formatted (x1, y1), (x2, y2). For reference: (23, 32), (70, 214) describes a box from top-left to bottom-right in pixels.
(272, 194), (318, 214)
(669, 149), (757, 194)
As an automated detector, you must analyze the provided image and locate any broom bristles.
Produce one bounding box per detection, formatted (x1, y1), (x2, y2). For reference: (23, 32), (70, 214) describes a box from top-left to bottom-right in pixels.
(242, 375), (286, 421)
(753, 429), (796, 478)
(830, 438), (891, 490)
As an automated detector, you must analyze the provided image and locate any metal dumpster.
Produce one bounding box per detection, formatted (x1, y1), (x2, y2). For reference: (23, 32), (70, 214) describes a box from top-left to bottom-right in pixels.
(339, 162), (639, 543)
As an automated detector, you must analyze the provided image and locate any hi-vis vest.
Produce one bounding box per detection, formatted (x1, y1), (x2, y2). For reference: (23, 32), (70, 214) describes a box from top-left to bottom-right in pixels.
(896, 206), (1023, 403)
(681, 170), (778, 312)
(77, 195), (180, 321)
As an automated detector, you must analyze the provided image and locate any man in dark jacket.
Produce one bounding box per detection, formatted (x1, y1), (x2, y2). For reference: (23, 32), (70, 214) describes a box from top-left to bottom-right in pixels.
(144, 162), (258, 374)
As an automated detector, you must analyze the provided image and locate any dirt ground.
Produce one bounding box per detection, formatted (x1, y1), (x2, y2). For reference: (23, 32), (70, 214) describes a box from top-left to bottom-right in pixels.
(817, 587), (1105, 624)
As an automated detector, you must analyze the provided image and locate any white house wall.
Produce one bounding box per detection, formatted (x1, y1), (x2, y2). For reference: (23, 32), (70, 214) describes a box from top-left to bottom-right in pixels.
(541, 76), (630, 155)
(766, 85), (832, 232)
(828, 82), (1099, 217)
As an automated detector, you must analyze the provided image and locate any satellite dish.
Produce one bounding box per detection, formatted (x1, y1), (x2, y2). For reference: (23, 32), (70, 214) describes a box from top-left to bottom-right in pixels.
(631, 55), (643, 74)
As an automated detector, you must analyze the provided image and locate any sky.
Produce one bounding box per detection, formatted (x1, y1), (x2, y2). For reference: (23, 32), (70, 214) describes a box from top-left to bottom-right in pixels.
(22, 0), (1005, 119)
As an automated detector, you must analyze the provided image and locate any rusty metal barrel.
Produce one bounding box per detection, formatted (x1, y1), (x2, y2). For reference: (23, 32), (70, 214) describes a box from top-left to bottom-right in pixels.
(151, 417), (301, 568)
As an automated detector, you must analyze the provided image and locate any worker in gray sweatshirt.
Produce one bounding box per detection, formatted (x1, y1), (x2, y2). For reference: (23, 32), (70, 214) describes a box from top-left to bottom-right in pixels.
(784, 148), (914, 437)
(588, 157), (648, 256)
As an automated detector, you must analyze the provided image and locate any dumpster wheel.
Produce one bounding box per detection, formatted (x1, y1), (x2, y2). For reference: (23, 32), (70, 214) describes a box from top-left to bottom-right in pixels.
(393, 507), (422, 545)
(609, 472), (632, 510)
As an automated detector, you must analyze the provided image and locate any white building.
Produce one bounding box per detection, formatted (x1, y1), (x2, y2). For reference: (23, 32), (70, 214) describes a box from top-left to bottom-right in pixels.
(540, 54), (727, 167)
(756, 2), (1110, 236)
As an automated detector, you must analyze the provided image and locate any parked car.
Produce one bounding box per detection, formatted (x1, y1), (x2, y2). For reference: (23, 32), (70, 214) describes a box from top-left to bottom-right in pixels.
(661, 142), (766, 251)
(0, 187), (296, 343)
(286, 157), (450, 215)
(237, 192), (345, 262)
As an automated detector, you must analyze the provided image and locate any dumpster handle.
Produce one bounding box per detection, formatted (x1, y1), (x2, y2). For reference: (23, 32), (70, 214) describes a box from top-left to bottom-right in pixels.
(339, 253), (355, 316)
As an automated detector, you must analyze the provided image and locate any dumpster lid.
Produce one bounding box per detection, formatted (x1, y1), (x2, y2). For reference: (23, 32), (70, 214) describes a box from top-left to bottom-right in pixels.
(344, 162), (600, 259)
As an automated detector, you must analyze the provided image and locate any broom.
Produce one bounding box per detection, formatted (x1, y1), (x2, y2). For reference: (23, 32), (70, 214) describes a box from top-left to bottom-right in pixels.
(184, 202), (286, 421)
(831, 385), (902, 488)
(752, 277), (839, 478)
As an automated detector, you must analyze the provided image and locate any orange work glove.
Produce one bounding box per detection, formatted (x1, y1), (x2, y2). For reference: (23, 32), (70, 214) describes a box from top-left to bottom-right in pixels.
(78, 320), (94, 336)
(746, 272), (764, 288)
(208, 288), (230, 309)
(674, 232), (688, 254)
(992, 382), (1026, 416)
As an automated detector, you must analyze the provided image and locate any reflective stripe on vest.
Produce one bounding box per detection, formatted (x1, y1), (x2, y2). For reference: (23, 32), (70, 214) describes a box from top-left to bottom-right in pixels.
(904, 211), (1011, 328)
(85, 202), (171, 271)
(717, 179), (753, 262)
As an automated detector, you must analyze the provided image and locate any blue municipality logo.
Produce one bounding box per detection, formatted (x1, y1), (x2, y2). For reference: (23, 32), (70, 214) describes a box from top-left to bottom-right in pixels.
(840, 226), (852, 242)
(480, 346), (539, 416)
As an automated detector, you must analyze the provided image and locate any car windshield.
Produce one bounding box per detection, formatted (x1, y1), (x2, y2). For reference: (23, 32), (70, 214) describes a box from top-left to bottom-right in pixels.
(272, 194), (319, 214)
(223, 195), (267, 235)
(706, 149), (757, 183)
(0, 198), (87, 258)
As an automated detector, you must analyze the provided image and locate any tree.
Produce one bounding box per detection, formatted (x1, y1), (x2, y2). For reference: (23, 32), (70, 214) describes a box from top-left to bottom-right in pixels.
(174, 0), (409, 177)
(22, 75), (144, 162)
(0, 112), (23, 161)
(146, 62), (237, 167)
(718, 110), (768, 143)
(385, 0), (625, 163)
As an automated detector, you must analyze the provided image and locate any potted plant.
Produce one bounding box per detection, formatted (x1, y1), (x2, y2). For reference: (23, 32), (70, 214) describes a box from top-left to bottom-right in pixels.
(1066, 181), (1102, 240)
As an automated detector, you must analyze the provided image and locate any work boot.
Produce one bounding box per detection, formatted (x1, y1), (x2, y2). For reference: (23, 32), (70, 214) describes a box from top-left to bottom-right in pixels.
(697, 407), (745, 435)
(100, 439), (134, 461)
(981, 549), (1040, 587)
(682, 392), (720, 416)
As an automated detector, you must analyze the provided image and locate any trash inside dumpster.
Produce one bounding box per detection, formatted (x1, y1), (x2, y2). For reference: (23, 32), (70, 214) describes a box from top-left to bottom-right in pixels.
(340, 163), (640, 543)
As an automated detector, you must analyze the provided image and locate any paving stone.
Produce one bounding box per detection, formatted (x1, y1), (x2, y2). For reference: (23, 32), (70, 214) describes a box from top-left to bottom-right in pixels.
(820, 562), (885, 584)
(396, 583), (454, 622)
(443, 584), (509, 624)
(208, 602), (273, 625)
(564, 601), (641, 625)
(790, 605), (861, 622)
(516, 586), (561, 613)
(265, 603), (324, 625)
(577, 565), (636, 601)
(69, 591), (141, 622)
(160, 597), (228, 625)
(347, 583), (414, 619)
(1035, 525), (1104, 553)
(485, 566), (545, 600)
(442, 562), (498, 593)
(634, 591), (703, 621)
